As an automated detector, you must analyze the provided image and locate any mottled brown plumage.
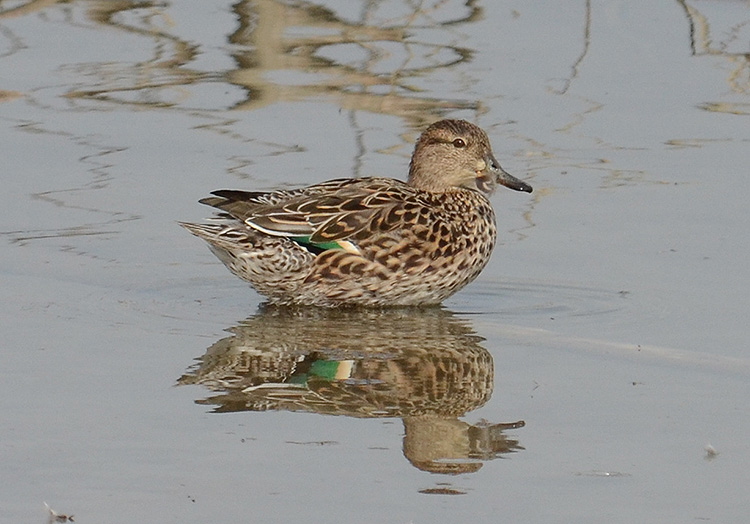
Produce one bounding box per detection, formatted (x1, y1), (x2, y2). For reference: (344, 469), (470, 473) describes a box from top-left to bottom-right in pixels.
(180, 119), (532, 306)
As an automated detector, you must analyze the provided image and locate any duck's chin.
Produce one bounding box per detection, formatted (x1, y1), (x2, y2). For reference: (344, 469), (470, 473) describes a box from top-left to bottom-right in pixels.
(474, 173), (496, 195)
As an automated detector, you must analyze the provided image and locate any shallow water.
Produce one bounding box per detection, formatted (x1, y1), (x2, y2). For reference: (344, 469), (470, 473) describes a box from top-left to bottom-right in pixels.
(2, 0), (749, 523)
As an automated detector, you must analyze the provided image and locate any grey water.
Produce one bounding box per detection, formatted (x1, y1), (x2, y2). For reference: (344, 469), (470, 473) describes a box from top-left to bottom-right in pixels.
(2, 1), (749, 522)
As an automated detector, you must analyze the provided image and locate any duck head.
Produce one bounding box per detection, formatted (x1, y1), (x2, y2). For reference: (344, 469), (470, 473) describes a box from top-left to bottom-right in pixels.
(408, 119), (532, 195)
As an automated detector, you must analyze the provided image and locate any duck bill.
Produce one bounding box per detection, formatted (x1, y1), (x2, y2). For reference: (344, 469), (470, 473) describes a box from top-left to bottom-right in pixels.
(493, 163), (532, 193)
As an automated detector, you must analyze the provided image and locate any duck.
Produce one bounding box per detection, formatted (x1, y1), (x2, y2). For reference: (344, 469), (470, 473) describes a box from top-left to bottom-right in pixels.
(180, 119), (532, 306)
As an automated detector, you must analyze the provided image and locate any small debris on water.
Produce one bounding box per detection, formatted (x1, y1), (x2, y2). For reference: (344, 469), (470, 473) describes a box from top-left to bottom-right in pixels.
(574, 470), (631, 478)
(44, 502), (74, 522)
(419, 487), (467, 495)
(704, 443), (719, 460)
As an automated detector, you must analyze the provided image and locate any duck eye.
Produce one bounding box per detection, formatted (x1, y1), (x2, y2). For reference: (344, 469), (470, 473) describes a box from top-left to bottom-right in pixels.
(452, 138), (466, 148)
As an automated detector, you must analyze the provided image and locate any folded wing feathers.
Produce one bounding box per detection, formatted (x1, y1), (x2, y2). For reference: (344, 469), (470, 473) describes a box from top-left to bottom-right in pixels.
(201, 178), (415, 244)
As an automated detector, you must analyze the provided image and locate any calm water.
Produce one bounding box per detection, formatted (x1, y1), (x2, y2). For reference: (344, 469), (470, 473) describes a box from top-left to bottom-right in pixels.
(2, 1), (749, 523)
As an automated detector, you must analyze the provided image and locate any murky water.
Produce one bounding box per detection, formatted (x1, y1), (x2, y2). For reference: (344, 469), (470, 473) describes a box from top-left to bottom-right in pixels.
(2, 1), (749, 523)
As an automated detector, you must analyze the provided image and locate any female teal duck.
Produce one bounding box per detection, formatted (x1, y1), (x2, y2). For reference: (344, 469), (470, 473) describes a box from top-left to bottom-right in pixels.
(181, 119), (532, 306)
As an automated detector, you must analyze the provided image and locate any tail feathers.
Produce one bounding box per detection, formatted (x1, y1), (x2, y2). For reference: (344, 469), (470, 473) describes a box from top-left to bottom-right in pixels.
(179, 221), (255, 248)
(179, 221), (220, 238)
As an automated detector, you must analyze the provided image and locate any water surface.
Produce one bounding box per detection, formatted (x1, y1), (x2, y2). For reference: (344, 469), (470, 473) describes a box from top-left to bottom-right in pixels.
(2, 1), (749, 523)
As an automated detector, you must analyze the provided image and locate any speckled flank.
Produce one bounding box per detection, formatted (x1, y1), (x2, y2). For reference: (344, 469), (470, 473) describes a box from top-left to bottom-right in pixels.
(181, 119), (532, 306)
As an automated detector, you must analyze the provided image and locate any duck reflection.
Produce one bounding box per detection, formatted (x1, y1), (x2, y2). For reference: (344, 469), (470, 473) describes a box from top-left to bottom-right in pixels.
(178, 306), (524, 473)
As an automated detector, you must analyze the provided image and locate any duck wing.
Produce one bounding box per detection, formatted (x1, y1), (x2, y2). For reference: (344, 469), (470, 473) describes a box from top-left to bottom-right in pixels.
(201, 178), (422, 250)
